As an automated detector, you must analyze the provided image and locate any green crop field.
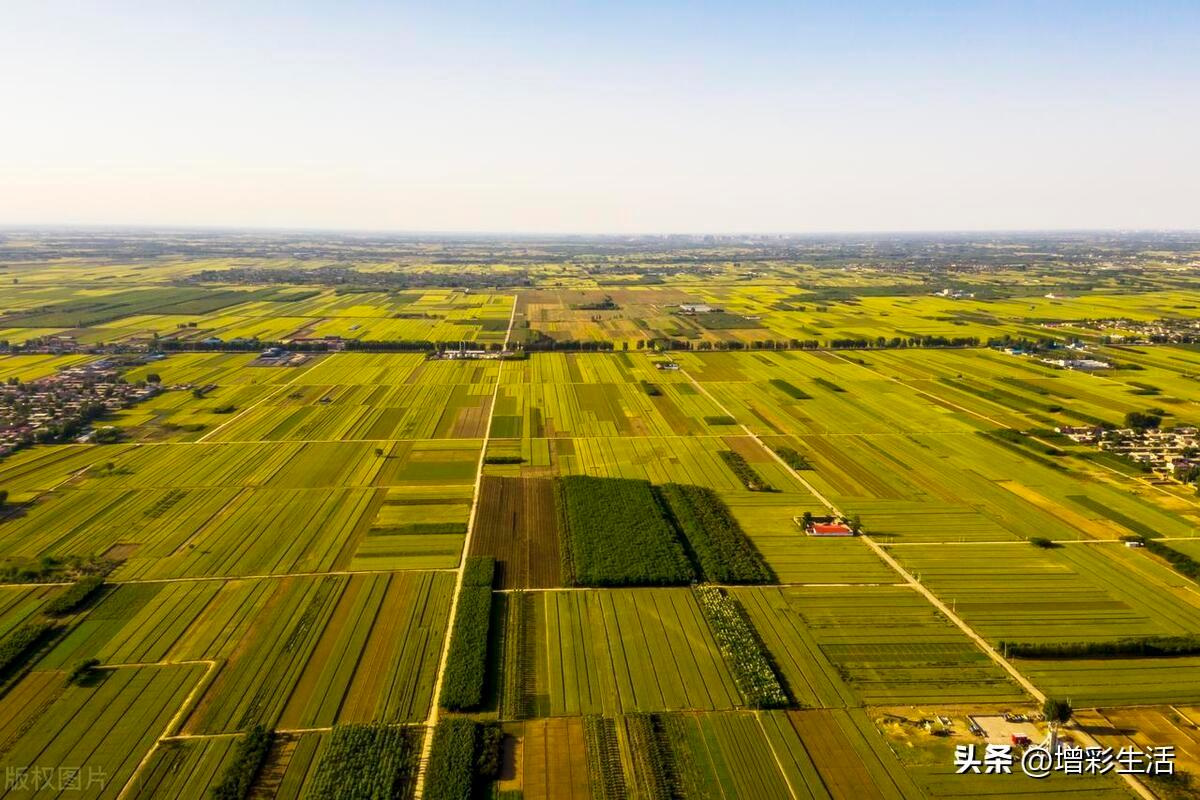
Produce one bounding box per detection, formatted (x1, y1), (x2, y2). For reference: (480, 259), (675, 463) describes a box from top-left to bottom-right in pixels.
(2, 232), (1197, 798)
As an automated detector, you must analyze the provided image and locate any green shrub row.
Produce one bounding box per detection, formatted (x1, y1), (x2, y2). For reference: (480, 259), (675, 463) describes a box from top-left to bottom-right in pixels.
(1002, 635), (1200, 659)
(440, 563), (493, 711)
(45, 576), (106, 616)
(0, 621), (57, 677)
(658, 484), (772, 583)
(483, 455), (525, 464)
(1145, 539), (1200, 582)
(583, 716), (628, 800)
(425, 719), (504, 800)
(557, 476), (694, 587)
(210, 725), (273, 800)
(462, 555), (495, 588)
(622, 714), (677, 800)
(812, 377), (845, 393)
(308, 723), (421, 799)
(772, 446), (812, 471)
(695, 586), (789, 708)
(717, 451), (776, 492)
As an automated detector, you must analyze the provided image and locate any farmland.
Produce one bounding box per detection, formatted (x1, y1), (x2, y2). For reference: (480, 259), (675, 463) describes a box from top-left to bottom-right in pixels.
(3, 231), (1200, 798)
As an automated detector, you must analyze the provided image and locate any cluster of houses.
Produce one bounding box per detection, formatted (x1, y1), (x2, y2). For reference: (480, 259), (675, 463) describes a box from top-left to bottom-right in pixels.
(1067, 317), (1200, 344)
(932, 288), (976, 300)
(1038, 356), (1112, 371)
(0, 362), (161, 456)
(1059, 424), (1199, 477)
(431, 347), (510, 361)
(251, 346), (309, 367)
(1101, 426), (1199, 476)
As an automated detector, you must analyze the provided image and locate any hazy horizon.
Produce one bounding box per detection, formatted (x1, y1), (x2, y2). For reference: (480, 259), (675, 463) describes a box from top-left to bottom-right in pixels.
(3, 1), (1198, 233)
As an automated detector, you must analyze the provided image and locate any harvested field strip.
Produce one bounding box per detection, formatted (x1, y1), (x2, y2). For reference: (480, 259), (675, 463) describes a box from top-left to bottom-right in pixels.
(520, 717), (591, 800)
(469, 476), (561, 589)
(784, 709), (923, 800)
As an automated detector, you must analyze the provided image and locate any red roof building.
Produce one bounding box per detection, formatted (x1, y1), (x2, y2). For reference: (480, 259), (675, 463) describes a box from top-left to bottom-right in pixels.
(808, 522), (854, 537)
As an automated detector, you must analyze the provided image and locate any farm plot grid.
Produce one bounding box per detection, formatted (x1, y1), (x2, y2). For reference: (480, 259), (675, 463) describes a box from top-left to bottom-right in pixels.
(3, 332), (1199, 800)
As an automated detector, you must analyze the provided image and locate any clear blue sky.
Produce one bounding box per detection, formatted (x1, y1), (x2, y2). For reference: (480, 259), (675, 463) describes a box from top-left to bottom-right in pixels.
(2, 1), (1197, 233)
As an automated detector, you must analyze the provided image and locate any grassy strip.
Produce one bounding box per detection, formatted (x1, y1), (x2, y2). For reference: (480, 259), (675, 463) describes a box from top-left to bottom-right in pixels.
(0, 621), (57, 677)
(772, 446), (812, 470)
(717, 451), (776, 492)
(441, 557), (494, 711)
(695, 586), (789, 708)
(210, 725), (273, 800)
(556, 476), (693, 587)
(768, 379), (812, 399)
(1003, 635), (1200, 659)
(372, 522), (468, 535)
(658, 484), (772, 583)
(308, 723), (421, 799)
(44, 576), (106, 616)
(483, 455), (524, 464)
(425, 719), (503, 800)
(704, 415), (737, 425)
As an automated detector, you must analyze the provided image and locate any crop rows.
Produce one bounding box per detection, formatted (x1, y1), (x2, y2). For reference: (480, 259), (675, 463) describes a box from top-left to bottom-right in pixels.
(693, 585), (789, 708)
(308, 722), (422, 799)
(716, 450), (775, 492)
(557, 476), (693, 586)
(657, 483), (772, 583)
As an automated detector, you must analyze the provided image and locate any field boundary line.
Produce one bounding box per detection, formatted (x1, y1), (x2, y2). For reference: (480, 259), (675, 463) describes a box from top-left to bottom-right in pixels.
(860, 537), (1155, 800)
(676, 364), (843, 512)
(828, 350), (1200, 514)
(679, 355), (1156, 800)
(753, 711), (802, 800)
(411, 357), (506, 798)
(114, 658), (219, 800)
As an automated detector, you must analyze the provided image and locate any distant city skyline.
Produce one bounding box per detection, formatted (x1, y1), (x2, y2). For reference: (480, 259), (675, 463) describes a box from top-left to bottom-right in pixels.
(2, 1), (1197, 233)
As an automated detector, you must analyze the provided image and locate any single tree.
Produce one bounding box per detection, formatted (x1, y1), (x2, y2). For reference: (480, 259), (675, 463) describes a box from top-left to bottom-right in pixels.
(1043, 697), (1073, 751)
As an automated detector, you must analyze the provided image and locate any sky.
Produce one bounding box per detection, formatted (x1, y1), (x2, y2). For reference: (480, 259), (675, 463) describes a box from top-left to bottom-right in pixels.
(1, 1), (1197, 234)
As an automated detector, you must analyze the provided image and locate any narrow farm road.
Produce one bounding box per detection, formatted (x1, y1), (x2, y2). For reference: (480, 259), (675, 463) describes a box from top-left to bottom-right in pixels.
(412, 295), (517, 799)
(115, 659), (220, 800)
(678, 357), (1156, 800)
